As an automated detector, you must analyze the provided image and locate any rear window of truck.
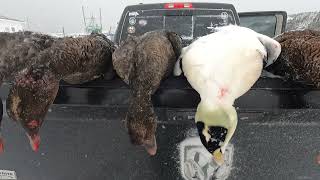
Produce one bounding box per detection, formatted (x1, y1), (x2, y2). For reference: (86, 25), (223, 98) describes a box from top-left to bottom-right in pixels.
(240, 15), (277, 37)
(117, 8), (237, 44)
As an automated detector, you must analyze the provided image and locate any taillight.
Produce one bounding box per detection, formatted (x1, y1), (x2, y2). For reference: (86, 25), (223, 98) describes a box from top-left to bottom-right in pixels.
(164, 3), (193, 9)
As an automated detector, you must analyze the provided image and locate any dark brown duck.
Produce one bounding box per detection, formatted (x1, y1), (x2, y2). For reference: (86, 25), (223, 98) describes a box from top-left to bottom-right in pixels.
(44, 33), (115, 84)
(113, 30), (182, 155)
(4, 33), (115, 152)
(6, 66), (59, 151)
(0, 31), (56, 81)
(266, 29), (320, 87)
(0, 31), (56, 152)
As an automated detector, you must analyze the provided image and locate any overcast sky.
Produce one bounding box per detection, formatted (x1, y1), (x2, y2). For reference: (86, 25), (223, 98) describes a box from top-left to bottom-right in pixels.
(1, 0), (319, 34)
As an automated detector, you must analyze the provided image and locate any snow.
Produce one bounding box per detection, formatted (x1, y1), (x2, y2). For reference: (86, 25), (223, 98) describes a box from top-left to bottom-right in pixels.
(177, 128), (234, 180)
(286, 11), (320, 31)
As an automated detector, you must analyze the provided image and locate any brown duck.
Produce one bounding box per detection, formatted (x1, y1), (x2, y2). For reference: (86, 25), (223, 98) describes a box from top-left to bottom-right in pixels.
(4, 33), (114, 152)
(266, 29), (320, 87)
(0, 31), (56, 152)
(112, 30), (182, 155)
(7, 66), (59, 151)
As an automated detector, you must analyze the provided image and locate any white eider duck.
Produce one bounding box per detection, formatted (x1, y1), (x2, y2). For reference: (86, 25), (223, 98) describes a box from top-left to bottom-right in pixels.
(113, 30), (182, 155)
(174, 25), (281, 165)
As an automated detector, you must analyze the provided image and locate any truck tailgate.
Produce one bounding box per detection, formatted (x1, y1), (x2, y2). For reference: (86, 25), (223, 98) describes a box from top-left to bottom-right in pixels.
(0, 77), (319, 180)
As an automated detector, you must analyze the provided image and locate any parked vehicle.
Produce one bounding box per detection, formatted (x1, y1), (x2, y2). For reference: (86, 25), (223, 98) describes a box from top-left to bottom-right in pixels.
(0, 2), (318, 180)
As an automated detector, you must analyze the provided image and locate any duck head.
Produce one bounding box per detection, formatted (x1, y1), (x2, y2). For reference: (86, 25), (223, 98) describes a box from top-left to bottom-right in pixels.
(126, 100), (157, 156)
(6, 65), (59, 152)
(195, 102), (237, 165)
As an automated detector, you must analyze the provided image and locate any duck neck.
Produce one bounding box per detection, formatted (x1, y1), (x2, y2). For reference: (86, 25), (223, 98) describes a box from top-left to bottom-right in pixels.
(198, 100), (221, 112)
(128, 91), (154, 121)
(197, 99), (236, 123)
(199, 95), (234, 109)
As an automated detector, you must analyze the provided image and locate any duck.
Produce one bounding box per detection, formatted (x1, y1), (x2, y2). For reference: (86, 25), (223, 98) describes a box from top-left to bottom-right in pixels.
(6, 65), (59, 151)
(0, 31), (56, 81)
(112, 30), (182, 155)
(266, 29), (320, 87)
(0, 31), (56, 152)
(54, 33), (116, 84)
(3, 32), (114, 152)
(174, 25), (281, 164)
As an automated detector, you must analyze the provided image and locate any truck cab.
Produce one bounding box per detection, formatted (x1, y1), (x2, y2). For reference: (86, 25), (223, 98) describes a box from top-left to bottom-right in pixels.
(0, 2), (319, 180)
(239, 11), (287, 37)
(114, 2), (240, 46)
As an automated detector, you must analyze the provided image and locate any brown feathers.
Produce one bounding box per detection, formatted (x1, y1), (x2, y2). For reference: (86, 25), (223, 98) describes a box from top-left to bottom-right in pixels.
(41, 34), (115, 84)
(6, 66), (59, 151)
(113, 30), (182, 155)
(0, 31), (55, 82)
(267, 30), (320, 87)
(1, 32), (114, 152)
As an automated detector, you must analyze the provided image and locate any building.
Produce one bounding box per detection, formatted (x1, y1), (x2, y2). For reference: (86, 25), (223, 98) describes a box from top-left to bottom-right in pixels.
(0, 15), (25, 33)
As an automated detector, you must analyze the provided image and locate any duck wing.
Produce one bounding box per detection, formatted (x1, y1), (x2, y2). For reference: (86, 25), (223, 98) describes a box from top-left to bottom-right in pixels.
(112, 36), (139, 84)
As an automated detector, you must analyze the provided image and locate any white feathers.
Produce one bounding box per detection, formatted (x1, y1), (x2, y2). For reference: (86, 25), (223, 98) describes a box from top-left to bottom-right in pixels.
(256, 33), (281, 67)
(173, 47), (188, 76)
(175, 25), (281, 106)
(176, 25), (282, 162)
(173, 57), (183, 76)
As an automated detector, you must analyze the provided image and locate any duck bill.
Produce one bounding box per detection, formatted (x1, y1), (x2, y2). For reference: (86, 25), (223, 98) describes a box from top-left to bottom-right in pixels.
(143, 135), (157, 156)
(0, 137), (4, 153)
(213, 149), (224, 165)
(26, 133), (40, 152)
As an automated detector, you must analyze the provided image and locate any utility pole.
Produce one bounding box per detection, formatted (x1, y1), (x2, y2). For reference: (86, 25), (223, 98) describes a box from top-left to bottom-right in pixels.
(108, 26), (112, 34)
(26, 17), (30, 30)
(62, 27), (65, 37)
(82, 6), (87, 32)
(99, 8), (102, 30)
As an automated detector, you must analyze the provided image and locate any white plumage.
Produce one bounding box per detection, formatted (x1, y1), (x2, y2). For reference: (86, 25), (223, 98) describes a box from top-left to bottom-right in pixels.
(175, 25), (281, 165)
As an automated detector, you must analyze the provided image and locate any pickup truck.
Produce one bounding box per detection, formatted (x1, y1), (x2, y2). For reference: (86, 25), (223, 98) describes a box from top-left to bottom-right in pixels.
(0, 2), (319, 180)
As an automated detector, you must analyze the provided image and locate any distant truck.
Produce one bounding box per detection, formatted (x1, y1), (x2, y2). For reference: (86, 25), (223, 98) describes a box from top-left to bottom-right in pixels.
(0, 2), (319, 180)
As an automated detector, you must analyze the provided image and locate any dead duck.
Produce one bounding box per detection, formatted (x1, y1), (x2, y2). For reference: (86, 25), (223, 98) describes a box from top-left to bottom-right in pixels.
(0, 31), (56, 152)
(4, 33), (114, 152)
(112, 30), (182, 155)
(266, 29), (320, 87)
(6, 65), (59, 151)
(174, 25), (281, 164)
(0, 31), (56, 81)
(44, 33), (115, 84)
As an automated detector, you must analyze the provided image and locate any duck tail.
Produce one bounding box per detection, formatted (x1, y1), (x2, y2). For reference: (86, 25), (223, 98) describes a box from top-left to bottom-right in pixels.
(165, 31), (182, 59)
(256, 33), (281, 67)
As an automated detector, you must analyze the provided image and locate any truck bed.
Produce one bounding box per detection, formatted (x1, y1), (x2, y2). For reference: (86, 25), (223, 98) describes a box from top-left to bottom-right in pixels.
(0, 77), (319, 180)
